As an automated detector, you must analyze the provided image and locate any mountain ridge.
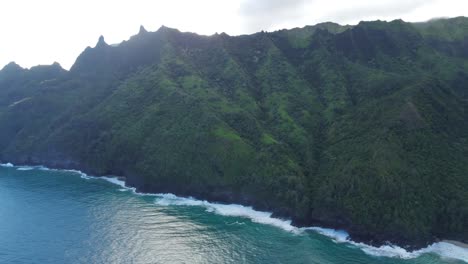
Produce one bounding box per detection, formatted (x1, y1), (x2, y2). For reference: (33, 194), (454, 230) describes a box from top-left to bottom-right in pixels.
(3, 16), (467, 70)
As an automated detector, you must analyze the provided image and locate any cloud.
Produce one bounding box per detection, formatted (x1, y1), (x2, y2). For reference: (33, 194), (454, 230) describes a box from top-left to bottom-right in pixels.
(237, 0), (440, 32)
(238, 0), (310, 32)
(316, 0), (436, 24)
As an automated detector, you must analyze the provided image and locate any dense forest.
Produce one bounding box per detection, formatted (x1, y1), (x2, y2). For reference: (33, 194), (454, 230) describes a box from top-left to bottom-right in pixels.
(0, 17), (467, 249)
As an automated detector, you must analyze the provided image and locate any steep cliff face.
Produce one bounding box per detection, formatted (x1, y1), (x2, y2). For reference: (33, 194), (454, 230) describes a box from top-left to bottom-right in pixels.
(1, 18), (467, 248)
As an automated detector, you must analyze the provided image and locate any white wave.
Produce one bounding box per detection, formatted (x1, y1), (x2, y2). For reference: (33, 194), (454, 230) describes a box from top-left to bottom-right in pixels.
(36, 166), (91, 179)
(226, 221), (246, 226)
(3, 161), (467, 262)
(0, 162), (14, 167)
(70, 170), (92, 179)
(355, 241), (468, 261)
(100, 176), (137, 192)
(65, 173), (468, 262)
(152, 194), (468, 262)
(96, 176), (158, 197)
(17, 167), (34, 171)
(305, 227), (468, 262)
(304, 227), (350, 243)
(154, 193), (298, 233)
(100, 176), (126, 188)
(423, 242), (468, 262)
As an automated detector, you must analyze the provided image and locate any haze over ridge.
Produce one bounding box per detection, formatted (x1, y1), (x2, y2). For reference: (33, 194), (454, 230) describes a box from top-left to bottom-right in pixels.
(1, 0), (467, 69)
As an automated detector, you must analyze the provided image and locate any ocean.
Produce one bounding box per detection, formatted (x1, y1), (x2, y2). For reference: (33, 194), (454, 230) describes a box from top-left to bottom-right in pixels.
(1, 163), (467, 264)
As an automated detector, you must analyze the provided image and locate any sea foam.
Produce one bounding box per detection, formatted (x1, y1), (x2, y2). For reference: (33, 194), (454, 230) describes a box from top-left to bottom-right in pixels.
(100, 176), (136, 192)
(131, 184), (468, 262)
(153, 193), (297, 233)
(2, 162), (467, 262)
(305, 226), (468, 260)
(149, 193), (467, 262)
(0, 162), (14, 167)
(17, 166), (35, 171)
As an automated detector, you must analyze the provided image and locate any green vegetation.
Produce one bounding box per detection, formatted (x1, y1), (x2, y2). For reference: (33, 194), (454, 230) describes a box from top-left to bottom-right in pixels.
(0, 18), (467, 248)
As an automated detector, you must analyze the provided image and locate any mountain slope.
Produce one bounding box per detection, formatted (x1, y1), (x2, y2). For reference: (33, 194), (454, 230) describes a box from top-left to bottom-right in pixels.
(1, 17), (467, 248)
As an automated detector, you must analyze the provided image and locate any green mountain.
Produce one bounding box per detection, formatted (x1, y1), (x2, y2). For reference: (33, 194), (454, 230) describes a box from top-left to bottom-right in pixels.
(1, 18), (467, 249)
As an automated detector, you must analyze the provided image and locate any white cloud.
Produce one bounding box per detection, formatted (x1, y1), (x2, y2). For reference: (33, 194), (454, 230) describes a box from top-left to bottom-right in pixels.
(0, 0), (466, 70)
(312, 0), (432, 24)
(306, 0), (467, 25)
(238, 0), (309, 32)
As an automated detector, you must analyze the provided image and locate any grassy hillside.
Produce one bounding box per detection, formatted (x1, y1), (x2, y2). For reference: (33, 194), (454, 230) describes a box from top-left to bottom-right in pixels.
(0, 18), (467, 248)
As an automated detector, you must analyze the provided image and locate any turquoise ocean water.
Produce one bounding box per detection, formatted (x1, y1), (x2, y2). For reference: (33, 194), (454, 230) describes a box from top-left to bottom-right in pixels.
(0, 163), (467, 264)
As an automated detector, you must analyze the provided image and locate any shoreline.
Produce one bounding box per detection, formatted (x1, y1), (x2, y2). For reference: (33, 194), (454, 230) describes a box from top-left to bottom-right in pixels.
(1, 161), (468, 262)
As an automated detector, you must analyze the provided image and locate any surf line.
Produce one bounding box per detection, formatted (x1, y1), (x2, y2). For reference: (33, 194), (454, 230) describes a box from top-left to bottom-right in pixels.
(1, 162), (467, 262)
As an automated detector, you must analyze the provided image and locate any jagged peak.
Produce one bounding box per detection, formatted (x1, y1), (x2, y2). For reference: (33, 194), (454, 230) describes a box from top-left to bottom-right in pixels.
(157, 25), (179, 33)
(1, 61), (24, 73)
(215, 32), (230, 38)
(139, 25), (148, 35)
(96, 35), (109, 48)
(52, 61), (62, 68)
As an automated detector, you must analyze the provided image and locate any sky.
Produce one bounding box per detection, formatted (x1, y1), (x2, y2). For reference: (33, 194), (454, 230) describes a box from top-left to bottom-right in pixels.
(0, 0), (467, 70)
